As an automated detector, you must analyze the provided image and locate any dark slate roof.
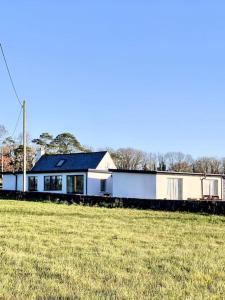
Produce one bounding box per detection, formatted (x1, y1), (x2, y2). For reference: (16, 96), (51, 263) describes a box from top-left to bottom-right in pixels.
(31, 151), (107, 173)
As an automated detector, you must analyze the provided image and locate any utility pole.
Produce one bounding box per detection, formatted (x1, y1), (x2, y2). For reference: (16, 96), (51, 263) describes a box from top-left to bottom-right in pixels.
(1, 146), (3, 173)
(23, 100), (27, 192)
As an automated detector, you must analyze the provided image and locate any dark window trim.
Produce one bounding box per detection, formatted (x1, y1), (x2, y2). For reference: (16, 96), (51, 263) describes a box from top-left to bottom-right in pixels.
(100, 179), (106, 192)
(44, 175), (62, 191)
(28, 176), (38, 192)
(67, 175), (84, 194)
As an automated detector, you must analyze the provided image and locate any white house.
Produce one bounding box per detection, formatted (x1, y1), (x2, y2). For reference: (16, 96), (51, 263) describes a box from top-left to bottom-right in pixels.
(2, 151), (224, 200)
(2, 151), (116, 196)
(111, 170), (224, 200)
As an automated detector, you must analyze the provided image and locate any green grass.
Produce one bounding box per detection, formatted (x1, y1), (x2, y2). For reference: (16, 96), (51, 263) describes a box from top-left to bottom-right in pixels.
(0, 201), (225, 299)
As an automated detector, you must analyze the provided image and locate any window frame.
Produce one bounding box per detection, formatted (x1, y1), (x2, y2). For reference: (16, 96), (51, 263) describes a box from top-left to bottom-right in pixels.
(67, 175), (84, 194)
(28, 176), (38, 192)
(167, 178), (183, 200)
(100, 179), (106, 192)
(56, 159), (66, 167)
(44, 175), (62, 191)
(203, 179), (218, 196)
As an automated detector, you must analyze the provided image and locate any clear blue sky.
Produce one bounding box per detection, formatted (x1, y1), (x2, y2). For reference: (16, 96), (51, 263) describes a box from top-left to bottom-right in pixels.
(1, 1), (225, 157)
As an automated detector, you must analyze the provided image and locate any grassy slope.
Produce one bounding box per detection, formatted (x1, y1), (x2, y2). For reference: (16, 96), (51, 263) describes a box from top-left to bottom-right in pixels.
(0, 201), (225, 299)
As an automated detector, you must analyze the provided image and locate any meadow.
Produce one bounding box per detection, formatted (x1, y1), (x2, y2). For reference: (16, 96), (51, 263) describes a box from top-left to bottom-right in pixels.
(0, 200), (225, 299)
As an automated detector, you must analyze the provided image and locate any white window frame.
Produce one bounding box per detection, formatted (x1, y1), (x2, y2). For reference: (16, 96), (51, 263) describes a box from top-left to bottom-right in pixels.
(167, 178), (183, 200)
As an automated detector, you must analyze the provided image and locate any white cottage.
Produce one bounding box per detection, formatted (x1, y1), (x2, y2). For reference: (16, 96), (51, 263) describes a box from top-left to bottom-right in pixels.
(3, 151), (116, 196)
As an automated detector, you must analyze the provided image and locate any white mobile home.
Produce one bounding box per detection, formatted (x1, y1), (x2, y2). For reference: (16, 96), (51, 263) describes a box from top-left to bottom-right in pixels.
(111, 170), (224, 200)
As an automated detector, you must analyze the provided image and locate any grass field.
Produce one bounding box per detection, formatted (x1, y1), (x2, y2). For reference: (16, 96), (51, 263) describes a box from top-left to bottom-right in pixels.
(0, 201), (225, 300)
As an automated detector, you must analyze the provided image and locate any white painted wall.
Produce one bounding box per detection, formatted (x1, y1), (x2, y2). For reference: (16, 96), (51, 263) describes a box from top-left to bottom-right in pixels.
(87, 171), (112, 196)
(29, 172), (87, 194)
(112, 172), (156, 199)
(97, 152), (117, 170)
(3, 171), (113, 196)
(3, 170), (223, 200)
(2, 175), (16, 190)
(156, 174), (223, 200)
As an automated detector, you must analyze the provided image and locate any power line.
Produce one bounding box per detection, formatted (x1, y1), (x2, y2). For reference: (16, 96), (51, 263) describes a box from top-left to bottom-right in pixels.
(0, 43), (22, 107)
(11, 106), (23, 139)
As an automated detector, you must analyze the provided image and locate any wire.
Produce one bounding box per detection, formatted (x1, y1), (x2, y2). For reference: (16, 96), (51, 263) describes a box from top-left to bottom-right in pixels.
(0, 43), (22, 107)
(11, 107), (23, 139)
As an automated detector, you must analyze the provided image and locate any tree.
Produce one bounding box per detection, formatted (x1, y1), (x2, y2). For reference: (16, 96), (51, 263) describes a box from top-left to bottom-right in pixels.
(32, 132), (54, 153)
(1, 137), (16, 172)
(157, 153), (167, 171)
(0, 125), (7, 139)
(141, 152), (157, 171)
(13, 145), (35, 171)
(171, 161), (193, 172)
(193, 157), (222, 174)
(51, 133), (85, 154)
(107, 148), (146, 170)
(164, 152), (194, 172)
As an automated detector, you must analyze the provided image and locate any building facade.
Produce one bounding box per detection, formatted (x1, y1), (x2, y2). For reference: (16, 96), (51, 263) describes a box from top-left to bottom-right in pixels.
(3, 151), (115, 196)
(2, 152), (224, 200)
(111, 170), (224, 200)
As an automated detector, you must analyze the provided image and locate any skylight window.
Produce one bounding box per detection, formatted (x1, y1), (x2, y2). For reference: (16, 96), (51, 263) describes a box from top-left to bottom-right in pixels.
(56, 159), (65, 167)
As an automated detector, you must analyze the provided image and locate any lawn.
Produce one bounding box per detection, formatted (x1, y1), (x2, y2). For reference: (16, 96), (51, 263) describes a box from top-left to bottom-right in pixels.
(0, 201), (225, 299)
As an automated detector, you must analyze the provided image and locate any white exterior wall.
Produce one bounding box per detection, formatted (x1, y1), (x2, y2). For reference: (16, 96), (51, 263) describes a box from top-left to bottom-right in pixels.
(2, 175), (16, 190)
(30, 172), (87, 194)
(3, 171), (113, 196)
(87, 171), (112, 196)
(112, 173), (156, 199)
(156, 174), (223, 200)
(10, 173), (87, 194)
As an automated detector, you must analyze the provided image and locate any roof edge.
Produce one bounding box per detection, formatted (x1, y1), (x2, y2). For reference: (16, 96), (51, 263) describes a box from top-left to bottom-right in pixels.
(110, 169), (224, 177)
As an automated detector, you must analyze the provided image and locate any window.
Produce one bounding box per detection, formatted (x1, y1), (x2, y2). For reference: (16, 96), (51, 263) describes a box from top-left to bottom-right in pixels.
(67, 175), (84, 194)
(56, 160), (65, 167)
(167, 178), (183, 200)
(28, 176), (38, 191)
(100, 179), (106, 192)
(203, 179), (218, 196)
(44, 176), (62, 191)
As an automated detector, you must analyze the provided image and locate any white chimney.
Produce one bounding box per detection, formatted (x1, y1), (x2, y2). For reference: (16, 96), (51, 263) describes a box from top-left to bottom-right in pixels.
(35, 147), (45, 163)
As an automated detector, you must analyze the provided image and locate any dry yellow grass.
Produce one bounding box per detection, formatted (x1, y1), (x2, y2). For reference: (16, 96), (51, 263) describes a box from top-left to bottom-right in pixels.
(0, 200), (225, 299)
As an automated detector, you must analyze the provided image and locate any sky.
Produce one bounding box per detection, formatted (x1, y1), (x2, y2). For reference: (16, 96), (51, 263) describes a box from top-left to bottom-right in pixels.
(0, 1), (225, 158)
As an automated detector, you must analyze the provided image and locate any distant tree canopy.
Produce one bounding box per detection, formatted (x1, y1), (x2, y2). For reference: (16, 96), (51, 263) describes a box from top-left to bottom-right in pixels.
(106, 148), (225, 174)
(0, 134), (35, 172)
(0, 123), (225, 174)
(32, 132), (54, 153)
(32, 132), (88, 154)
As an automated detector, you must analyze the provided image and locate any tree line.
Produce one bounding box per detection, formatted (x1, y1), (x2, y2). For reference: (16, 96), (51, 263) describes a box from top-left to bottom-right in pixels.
(1, 124), (225, 174)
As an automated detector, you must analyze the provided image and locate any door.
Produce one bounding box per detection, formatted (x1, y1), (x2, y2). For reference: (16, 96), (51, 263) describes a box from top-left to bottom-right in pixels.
(167, 178), (183, 200)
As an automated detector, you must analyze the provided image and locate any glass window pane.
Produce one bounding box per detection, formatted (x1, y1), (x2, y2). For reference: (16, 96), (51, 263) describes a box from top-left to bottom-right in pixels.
(75, 176), (84, 194)
(100, 179), (106, 192)
(44, 176), (50, 191)
(67, 176), (74, 193)
(67, 175), (84, 194)
(28, 176), (38, 191)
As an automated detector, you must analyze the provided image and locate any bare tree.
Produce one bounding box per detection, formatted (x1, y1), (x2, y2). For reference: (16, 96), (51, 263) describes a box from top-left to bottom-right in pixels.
(165, 152), (194, 172)
(193, 157), (222, 174)
(0, 125), (7, 139)
(157, 153), (167, 171)
(141, 152), (157, 170)
(107, 148), (147, 170)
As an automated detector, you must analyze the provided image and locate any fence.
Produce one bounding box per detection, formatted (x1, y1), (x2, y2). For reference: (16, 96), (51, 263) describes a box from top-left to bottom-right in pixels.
(0, 190), (225, 215)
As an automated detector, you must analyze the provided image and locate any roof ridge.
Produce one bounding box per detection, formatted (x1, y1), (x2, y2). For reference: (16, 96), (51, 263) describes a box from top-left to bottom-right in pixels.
(42, 151), (107, 157)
